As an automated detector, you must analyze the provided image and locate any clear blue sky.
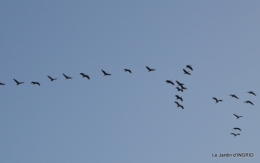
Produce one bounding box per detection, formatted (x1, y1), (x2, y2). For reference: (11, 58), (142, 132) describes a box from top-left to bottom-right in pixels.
(0, 1), (259, 163)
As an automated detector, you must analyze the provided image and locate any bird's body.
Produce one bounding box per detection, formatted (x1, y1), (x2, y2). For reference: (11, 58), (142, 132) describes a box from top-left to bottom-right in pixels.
(80, 73), (90, 79)
(248, 91), (256, 96)
(124, 69), (132, 73)
(166, 80), (174, 85)
(13, 79), (24, 85)
(183, 69), (191, 75)
(233, 127), (242, 131)
(146, 66), (155, 72)
(0, 82), (5, 85)
(175, 95), (183, 101)
(231, 133), (240, 137)
(186, 65), (193, 71)
(175, 101), (184, 109)
(48, 76), (57, 81)
(230, 94), (239, 99)
(233, 114), (243, 119)
(31, 81), (40, 86)
(213, 97), (223, 103)
(244, 100), (254, 105)
(63, 73), (72, 79)
(102, 70), (111, 76)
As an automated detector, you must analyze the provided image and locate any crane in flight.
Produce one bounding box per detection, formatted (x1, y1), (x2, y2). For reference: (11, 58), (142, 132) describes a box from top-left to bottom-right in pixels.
(233, 127), (242, 131)
(102, 70), (111, 76)
(175, 95), (183, 102)
(48, 76), (57, 81)
(186, 65), (193, 71)
(13, 79), (24, 85)
(213, 97), (223, 103)
(244, 100), (254, 105)
(31, 81), (40, 86)
(183, 69), (191, 75)
(248, 91), (256, 96)
(231, 133), (240, 137)
(166, 80), (174, 85)
(124, 69), (132, 73)
(0, 82), (5, 85)
(80, 73), (90, 79)
(176, 87), (183, 92)
(233, 114), (243, 119)
(63, 73), (72, 79)
(230, 94), (239, 99)
(175, 101), (184, 109)
(146, 66), (155, 72)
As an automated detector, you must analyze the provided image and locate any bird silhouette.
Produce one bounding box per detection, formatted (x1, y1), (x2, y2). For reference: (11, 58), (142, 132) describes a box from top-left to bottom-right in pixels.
(166, 80), (174, 85)
(233, 127), (242, 131)
(0, 82), (5, 85)
(244, 100), (254, 105)
(124, 69), (132, 73)
(102, 70), (111, 76)
(180, 85), (187, 90)
(186, 65), (193, 71)
(230, 94), (239, 99)
(231, 133), (240, 137)
(13, 79), (24, 85)
(146, 66), (155, 72)
(248, 91), (256, 96)
(175, 101), (184, 109)
(233, 114), (243, 119)
(175, 95), (183, 101)
(63, 73), (72, 79)
(48, 76), (57, 81)
(183, 69), (191, 75)
(176, 87), (183, 92)
(176, 80), (184, 87)
(80, 73), (90, 79)
(31, 81), (40, 86)
(213, 97), (223, 103)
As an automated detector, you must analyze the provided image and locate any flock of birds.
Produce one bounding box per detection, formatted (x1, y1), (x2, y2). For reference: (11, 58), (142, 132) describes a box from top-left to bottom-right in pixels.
(213, 91), (256, 137)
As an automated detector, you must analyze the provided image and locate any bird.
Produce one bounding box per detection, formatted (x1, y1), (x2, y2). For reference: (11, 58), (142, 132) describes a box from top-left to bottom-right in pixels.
(124, 69), (132, 73)
(180, 85), (187, 90)
(231, 133), (240, 137)
(176, 80), (184, 87)
(48, 76), (57, 81)
(233, 114), (243, 119)
(176, 87), (183, 92)
(13, 79), (24, 85)
(244, 100), (254, 105)
(63, 73), (72, 79)
(213, 97), (223, 103)
(230, 94), (239, 99)
(0, 82), (5, 85)
(248, 91), (256, 96)
(175, 95), (183, 101)
(175, 101), (184, 109)
(146, 66), (155, 72)
(183, 69), (191, 75)
(233, 127), (242, 131)
(102, 70), (111, 76)
(166, 80), (174, 85)
(186, 65), (193, 71)
(31, 81), (40, 86)
(80, 73), (90, 79)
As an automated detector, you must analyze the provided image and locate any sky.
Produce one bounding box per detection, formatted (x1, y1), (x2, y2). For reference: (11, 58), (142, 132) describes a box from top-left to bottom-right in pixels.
(0, 1), (260, 163)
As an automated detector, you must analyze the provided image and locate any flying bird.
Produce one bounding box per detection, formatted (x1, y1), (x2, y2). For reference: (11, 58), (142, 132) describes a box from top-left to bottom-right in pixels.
(233, 114), (243, 119)
(63, 73), (72, 79)
(166, 80), (174, 85)
(174, 101), (184, 109)
(183, 69), (191, 75)
(146, 66), (155, 72)
(186, 65), (193, 71)
(233, 127), (242, 131)
(176, 80), (184, 87)
(175, 95), (183, 102)
(244, 100), (254, 105)
(31, 81), (40, 86)
(48, 76), (57, 81)
(248, 91), (256, 96)
(102, 70), (111, 76)
(231, 133), (240, 137)
(176, 87), (183, 92)
(124, 69), (132, 73)
(230, 94), (239, 99)
(180, 85), (187, 90)
(80, 73), (90, 79)
(0, 82), (5, 85)
(13, 79), (24, 85)
(213, 97), (223, 103)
